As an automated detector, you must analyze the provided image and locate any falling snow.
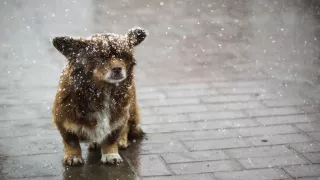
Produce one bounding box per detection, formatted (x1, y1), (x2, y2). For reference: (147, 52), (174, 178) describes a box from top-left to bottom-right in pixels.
(1, 0), (320, 179)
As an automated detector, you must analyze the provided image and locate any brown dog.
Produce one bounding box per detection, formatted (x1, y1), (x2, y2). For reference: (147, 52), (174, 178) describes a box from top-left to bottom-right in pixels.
(52, 28), (146, 166)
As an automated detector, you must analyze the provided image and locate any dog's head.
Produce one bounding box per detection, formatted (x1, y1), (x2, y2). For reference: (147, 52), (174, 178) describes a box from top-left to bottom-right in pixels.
(52, 27), (147, 84)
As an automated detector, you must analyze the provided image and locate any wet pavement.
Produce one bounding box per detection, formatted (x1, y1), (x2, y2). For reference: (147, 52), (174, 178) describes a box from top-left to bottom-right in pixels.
(1, 0), (320, 179)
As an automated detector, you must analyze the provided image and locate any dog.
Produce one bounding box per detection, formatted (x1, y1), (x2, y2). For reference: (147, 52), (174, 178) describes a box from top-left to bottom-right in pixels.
(52, 27), (146, 166)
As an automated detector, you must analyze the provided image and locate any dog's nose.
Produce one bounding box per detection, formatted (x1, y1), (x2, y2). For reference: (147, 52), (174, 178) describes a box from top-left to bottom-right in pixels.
(112, 67), (122, 74)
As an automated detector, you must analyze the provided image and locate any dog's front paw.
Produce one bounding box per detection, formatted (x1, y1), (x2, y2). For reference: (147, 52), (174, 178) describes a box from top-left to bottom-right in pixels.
(118, 140), (129, 149)
(63, 155), (84, 166)
(101, 153), (123, 165)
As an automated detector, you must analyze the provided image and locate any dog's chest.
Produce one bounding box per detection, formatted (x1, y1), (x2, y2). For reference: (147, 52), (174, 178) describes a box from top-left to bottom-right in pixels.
(81, 97), (113, 143)
(71, 95), (128, 143)
(91, 105), (111, 143)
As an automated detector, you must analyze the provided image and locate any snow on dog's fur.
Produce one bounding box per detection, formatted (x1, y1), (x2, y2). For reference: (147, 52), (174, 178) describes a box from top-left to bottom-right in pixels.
(52, 27), (146, 165)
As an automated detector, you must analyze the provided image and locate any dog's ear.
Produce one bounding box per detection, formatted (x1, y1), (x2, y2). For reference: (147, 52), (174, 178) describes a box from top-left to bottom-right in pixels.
(52, 36), (88, 59)
(127, 27), (147, 47)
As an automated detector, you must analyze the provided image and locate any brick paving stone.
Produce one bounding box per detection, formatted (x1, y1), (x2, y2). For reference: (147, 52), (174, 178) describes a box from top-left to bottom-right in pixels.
(302, 152), (320, 163)
(245, 107), (303, 117)
(289, 142), (320, 153)
(299, 105), (320, 113)
(238, 155), (308, 169)
(165, 88), (217, 98)
(225, 145), (296, 158)
(156, 83), (210, 91)
(143, 134), (177, 143)
(20, 176), (60, 180)
(224, 73), (268, 80)
(217, 87), (267, 94)
(140, 141), (188, 154)
(142, 122), (203, 133)
(201, 95), (256, 103)
(151, 105), (208, 115)
(237, 125), (299, 137)
(295, 122), (320, 132)
(262, 99), (311, 107)
(0, 118), (56, 138)
(142, 114), (189, 124)
(188, 111), (247, 121)
(174, 129), (240, 141)
(178, 76), (227, 83)
(203, 119), (260, 129)
(307, 132), (320, 141)
(143, 129), (240, 143)
(142, 119), (259, 133)
(140, 108), (155, 116)
(255, 93), (284, 100)
(0, 89), (55, 105)
(169, 160), (243, 175)
(1, 154), (62, 178)
(1, 152), (136, 180)
(137, 92), (166, 100)
(136, 87), (158, 93)
(0, 104), (51, 120)
(139, 155), (171, 176)
(245, 134), (312, 146)
(139, 98), (200, 108)
(214, 169), (290, 180)
(185, 138), (250, 151)
(0, 127), (56, 139)
(161, 150), (229, 163)
(142, 174), (215, 180)
(205, 119), (260, 128)
(0, 118), (49, 129)
(0, 135), (61, 156)
(186, 119), (260, 131)
(256, 114), (319, 125)
(283, 165), (320, 178)
(206, 101), (265, 111)
(211, 80), (272, 88)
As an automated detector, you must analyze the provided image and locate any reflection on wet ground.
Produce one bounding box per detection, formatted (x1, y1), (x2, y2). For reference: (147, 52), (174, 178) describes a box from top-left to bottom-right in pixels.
(62, 140), (142, 180)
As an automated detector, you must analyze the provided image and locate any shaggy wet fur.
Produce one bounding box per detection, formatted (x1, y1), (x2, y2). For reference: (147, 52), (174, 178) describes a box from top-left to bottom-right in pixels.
(52, 28), (146, 165)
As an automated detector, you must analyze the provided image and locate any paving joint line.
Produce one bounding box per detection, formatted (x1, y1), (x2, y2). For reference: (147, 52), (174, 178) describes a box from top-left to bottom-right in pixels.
(7, 175), (59, 180)
(291, 124), (320, 142)
(142, 112), (318, 126)
(280, 167), (295, 179)
(121, 153), (142, 180)
(143, 124), (310, 135)
(221, 149), (246, 171)
(177, 138), (192, 152)
(137, 79), (271, 89)
(286, 144), (315, 165)
(158, 154), (176, 175)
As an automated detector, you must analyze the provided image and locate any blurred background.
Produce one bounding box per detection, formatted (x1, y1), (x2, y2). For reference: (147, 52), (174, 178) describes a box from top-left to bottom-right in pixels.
(1, 0), (320, 89)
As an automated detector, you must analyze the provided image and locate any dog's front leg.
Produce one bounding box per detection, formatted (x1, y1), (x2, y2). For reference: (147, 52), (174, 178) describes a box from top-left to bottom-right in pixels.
(118, 121), (129, 149)
(100, 128), (123, 165)
(128, 102), (144, 138)
(61, 131), (83, 166)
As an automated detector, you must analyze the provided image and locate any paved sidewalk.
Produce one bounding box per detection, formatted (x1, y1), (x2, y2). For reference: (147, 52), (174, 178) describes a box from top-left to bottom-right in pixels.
(1, 0), (320, 180)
